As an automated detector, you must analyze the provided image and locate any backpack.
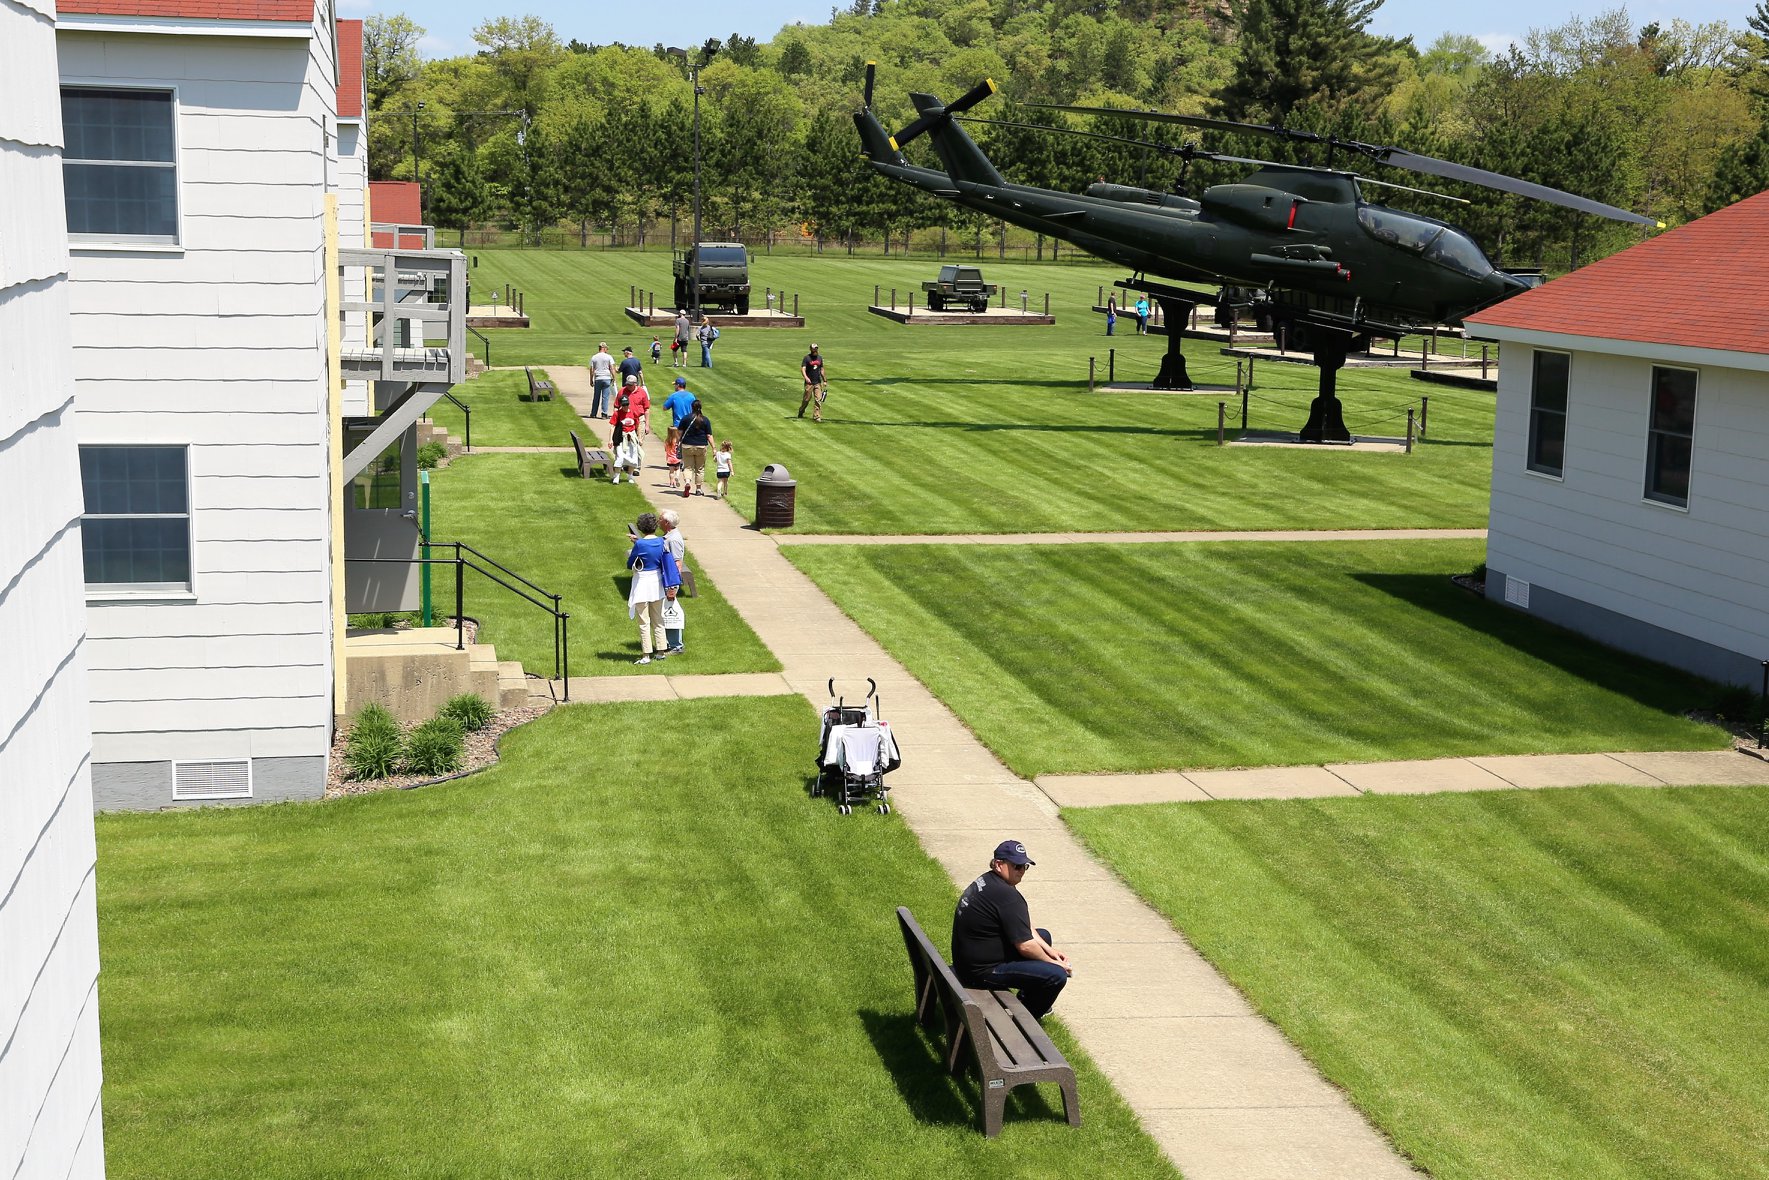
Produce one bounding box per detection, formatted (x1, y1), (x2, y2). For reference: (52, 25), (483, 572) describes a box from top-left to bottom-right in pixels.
(709, 326), (720, 341)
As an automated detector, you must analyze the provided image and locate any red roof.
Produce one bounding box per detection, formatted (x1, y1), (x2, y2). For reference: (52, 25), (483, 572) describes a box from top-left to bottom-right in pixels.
(1467, 190), (1769, 356)
(370, 181), (422, 226)
(58, 0), (314, 18)
(337, 18), (363, 118)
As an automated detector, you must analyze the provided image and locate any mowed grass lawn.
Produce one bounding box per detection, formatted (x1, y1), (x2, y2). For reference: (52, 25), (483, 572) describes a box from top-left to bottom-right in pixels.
(467, 247), (1494, 534)
(1067, 786), (1769, 1180)
(423, 366), (583, 448)
(428, 452), (778, 676)
(96, 698), (1176, 1179)
(784, 538), (1727, 775)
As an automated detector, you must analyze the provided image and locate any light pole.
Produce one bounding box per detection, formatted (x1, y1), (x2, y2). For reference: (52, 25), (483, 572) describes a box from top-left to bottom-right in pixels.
(667, 46), (711, 322)
(410, 100), (425, 195)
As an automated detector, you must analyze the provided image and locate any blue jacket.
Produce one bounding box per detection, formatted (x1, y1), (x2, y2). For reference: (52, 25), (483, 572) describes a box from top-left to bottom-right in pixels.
(626, 536), (682, 588)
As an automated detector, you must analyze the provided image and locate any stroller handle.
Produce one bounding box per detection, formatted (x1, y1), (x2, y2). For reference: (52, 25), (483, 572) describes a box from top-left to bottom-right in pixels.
(828, 677), (878, 700)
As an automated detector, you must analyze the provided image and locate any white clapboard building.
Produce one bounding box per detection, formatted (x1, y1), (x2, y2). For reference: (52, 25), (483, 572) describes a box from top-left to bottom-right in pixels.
(2, 1), (106, 1175)
(1466, 192), (1769, 687)
(55, 0), (462, 809)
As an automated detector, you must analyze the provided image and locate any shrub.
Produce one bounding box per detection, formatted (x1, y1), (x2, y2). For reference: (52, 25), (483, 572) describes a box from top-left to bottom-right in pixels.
(404, 716), (465, 776)
(1471, 562), (1488, 583)
(344, 704), (404, 780)
(440, 692), (495, 732)
(418, 441), (448, 470)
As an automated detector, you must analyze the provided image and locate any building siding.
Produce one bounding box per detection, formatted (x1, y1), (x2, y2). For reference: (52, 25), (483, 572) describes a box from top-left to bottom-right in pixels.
(1, 0), (106, 1174)
(1487, 344), (1769, 685)
(58, 12), (341, 805)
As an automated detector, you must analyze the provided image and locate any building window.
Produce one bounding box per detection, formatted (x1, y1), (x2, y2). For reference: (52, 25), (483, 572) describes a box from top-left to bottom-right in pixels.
(62, 87), (178, 243)
(80, 446), (191, 590)
(1645, 367), (1697, 507)
(1527, 350), (1570, 476)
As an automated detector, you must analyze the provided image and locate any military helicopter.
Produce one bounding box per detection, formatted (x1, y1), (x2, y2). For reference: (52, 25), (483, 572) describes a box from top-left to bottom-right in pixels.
(853, 66), (1661, 440)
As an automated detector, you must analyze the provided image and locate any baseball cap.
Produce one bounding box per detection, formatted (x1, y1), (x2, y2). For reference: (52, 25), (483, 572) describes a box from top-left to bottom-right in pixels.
(624, 374), (639, 385)
(992, 840), (1034, 866)
(622, 346), (633, 353)
(675, 376), (687, 388)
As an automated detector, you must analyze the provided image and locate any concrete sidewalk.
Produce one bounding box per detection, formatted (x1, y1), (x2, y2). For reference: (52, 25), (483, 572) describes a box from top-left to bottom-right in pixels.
(1039, 748), (1769, 807)
(609, 424), (1421, 1178)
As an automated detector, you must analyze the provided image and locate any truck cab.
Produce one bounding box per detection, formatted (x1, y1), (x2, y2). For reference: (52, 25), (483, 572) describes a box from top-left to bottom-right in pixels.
(921, 264), (997, 311)
(672, 242), (751, 314)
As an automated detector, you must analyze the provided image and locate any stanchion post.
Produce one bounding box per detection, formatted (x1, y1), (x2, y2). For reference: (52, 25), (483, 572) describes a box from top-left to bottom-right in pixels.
(1406, 408), (1415, 454)
(1420, 395), (1429, 437)
(1277, 324), (1286, 355)
(1044, 292), (1050, 316)
(890, 287), (896, 310)
(793, 293), (799, 317)
(1421, 337), (1430, 370)
(1248, 355), (1255, 390)
(1108, 348), (1115, 383)
(874, 284), (879, 306)
(1482, 344), (1490, 379)
(1241, 383), (1249, 433)
(1218, 401), (1226, 446)
(1393, 335), (1400, 357)
(1089, 356), (1095, 393)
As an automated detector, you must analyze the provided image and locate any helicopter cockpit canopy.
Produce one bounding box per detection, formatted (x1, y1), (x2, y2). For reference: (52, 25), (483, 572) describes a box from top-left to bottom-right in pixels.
(1356, 205), (1494, 279)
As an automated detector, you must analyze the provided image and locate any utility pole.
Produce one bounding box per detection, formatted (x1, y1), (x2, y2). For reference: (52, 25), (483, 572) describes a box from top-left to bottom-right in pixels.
(668, 44), (715, 322)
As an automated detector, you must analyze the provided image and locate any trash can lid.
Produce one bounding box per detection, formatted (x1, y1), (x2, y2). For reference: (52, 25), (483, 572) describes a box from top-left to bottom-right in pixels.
(758, 464), (795, 484)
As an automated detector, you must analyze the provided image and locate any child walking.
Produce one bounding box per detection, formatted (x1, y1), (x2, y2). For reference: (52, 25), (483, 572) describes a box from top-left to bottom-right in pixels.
(650, 336), (662, 365)
(664, 437), (684, 490)
(714, 439), (734, 499)
(611, 420), (643, 484)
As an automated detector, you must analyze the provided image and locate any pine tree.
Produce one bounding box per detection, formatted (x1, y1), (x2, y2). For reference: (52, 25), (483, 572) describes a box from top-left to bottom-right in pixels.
(426, 147), (492, 247)
(1215, 0), (1405, 124)
(1706, 120), (1769, 212)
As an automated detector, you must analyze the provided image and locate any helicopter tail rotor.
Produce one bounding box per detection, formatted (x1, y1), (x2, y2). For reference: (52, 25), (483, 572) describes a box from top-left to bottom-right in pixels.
(890, 77), (997, 151)
(863, 60), (875, 110)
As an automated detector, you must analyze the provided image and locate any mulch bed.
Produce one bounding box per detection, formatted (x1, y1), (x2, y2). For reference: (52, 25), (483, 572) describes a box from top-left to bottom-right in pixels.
(325, 697), (554, 799)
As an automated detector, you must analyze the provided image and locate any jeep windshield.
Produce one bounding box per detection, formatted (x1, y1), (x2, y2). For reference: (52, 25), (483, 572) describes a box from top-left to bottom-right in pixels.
(697, 247), (745, 265)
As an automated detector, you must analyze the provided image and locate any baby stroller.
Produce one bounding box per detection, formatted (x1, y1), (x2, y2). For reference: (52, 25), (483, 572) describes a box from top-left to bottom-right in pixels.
(813, 678), (902, 815)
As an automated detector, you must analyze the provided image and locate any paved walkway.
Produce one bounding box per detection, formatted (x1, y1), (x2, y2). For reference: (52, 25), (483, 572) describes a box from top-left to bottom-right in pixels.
(1040, 748), (1769, 807)
(546, 672), (793, 703)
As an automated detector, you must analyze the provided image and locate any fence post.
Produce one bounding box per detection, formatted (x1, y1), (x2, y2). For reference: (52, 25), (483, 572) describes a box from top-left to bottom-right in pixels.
(560, 599), (571, 703)
(1097, 285), (1102, 307)
(1482, 344), (1490, 379)
(1247, 355), (1255, 391)
(908, 292), (914, 317)
(1089, 356), (1095, 393)
(1421, 337), (1429, 370)
(454, 556), (465, 651)
(630, 285), (635, 308)
(1420, 395), (1429, 438)
(1218, 401), (1226, 446)
(890, 288), (896, 310)
(793, 293), (799, 317)
(1406, 408), (1415, 454)
(1044, 292), (1050, 316)
(1277, 324), (1286, 355)
(1241, 380), (1249, 433)
(1108, 348), (1115, 383)
(874, 284), (879, 306)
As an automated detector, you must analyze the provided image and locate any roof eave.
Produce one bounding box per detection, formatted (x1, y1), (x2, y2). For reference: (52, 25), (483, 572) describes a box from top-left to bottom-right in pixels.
(57, 13), (313, 37)
(1462, 320), (1769, 374)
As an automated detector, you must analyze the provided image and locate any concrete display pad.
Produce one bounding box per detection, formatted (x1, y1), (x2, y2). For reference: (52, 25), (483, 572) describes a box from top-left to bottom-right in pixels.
(1411, 367), (1497, 391)
(1229, 429), (1410, 452)
(1091, 382), (1240, 395)
(622, 307), (805, 328)
(467, 302), (529, 329)
(868, 304), (1055, 325)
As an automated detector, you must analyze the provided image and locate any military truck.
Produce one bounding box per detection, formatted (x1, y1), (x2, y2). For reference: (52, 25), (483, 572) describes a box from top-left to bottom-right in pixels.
(673, 242), (751, 314)
(921, 264), (997, 312)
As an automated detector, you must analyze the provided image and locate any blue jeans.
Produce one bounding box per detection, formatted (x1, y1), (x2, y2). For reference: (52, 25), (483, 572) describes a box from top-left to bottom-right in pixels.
(980, 928), (1066, 1020)
(591, 378), (612, 419)
(701, 343), (712, 367)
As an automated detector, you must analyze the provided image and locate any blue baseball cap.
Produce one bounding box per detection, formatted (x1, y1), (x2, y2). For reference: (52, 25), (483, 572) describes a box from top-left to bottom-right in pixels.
(992, 840), (1034, 866)
(675, 376), (687, 387)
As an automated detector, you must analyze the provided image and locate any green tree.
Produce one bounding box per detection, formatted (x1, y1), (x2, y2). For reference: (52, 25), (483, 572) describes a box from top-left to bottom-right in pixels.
(426, 146), (492, 246)
(1214, 0), (1407, 123)
(505, 125), (564, 244)
(1706, 119), (1769, 211)
(363, 13), (424, 112)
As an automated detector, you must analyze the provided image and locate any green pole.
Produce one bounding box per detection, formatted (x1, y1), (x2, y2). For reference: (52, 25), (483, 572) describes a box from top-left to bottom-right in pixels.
(420, 469), (433, 626)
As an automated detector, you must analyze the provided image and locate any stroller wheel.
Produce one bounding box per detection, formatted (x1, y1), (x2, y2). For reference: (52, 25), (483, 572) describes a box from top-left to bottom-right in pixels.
(876, 802), (890, 815)
(839, 804), (852, 816)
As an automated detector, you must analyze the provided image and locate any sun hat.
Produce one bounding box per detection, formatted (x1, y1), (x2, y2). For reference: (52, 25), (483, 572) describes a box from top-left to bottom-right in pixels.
(992, 840), (1034, 866)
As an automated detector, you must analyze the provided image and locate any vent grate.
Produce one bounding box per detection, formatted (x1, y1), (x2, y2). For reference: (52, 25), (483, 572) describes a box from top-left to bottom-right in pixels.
(1503, 577), (1531, 609)
(172, 760), (252, 801)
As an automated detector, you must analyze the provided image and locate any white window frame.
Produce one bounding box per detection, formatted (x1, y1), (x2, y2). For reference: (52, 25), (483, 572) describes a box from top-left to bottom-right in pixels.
(1642, 364), (1697, 511)
(80, 443), (196, 600)
(61, 81), (184, 252)
(1526, 348), (1571, 480)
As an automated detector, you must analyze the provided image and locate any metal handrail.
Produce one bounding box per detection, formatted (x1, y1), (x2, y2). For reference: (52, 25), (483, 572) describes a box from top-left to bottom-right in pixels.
(468, 324), (491, 368)
(345, 544), (571, 701)
(440, 390), (472, 451)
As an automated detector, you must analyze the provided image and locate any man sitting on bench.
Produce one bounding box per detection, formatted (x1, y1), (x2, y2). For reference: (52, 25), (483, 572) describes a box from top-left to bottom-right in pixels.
(951, 840), (1072, 1020)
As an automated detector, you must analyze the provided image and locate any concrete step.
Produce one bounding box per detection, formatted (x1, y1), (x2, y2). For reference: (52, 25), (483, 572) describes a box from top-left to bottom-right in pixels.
(496, 660), (531, 710)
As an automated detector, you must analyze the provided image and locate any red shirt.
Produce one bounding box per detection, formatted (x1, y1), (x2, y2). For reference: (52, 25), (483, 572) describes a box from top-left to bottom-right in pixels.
(610, 385), (650, 425)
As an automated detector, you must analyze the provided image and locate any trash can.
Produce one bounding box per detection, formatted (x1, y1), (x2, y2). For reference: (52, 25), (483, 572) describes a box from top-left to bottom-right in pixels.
(755, 464), (797, 529)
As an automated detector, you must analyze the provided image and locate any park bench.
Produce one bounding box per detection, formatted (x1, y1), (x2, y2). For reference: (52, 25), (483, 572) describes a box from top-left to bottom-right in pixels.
(570, 430), (611, 479)
(895, 905), (1080, 1137)
(525, 366), (554, 400)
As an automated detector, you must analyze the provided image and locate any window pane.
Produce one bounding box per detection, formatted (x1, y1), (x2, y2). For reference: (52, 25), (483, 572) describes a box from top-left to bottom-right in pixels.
(1650, 368), (1696, 435)
(62, 89), (174, 162)
(81, 446), (187, 514)
(1530, 410), (1565, 474)
(1647, 434), (1692, 504)
(65, 163), (178, 238)
(81, 518), (191, 586)
(1532, 352), (1569, 413)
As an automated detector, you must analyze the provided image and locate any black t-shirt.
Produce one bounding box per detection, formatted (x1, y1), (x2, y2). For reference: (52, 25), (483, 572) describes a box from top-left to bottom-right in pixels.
(802, 353), (825, 383)
(618, 356), (644, 382)
(951, 871), (1033, 986)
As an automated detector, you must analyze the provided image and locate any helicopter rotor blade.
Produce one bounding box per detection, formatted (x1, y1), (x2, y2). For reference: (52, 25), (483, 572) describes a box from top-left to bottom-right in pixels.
(1367, 148), (1663, 227)
(1025, 102), (1324, 146)
(956, 116), (1276, 170)
(863, 60), (875, 110)
(1356, 175), (1470, 206)
(891, 78), (998, 151)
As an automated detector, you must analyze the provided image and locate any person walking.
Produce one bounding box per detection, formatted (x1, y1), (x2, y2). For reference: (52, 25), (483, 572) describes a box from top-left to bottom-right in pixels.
(625, 512), (681, 665)
(618, 345), (644, 389)
(1105, 296), (1117, 336)
(713, 439), (734, 499)
(679, 400), (713, 495)
(798, 343), (827, 422)
(589, 341), (616, 419)
(673, 310), (693, 367)
(951, 839), (1071, 1021)
(1134, 295), (1149, 335)
(698, 320), (718, 368)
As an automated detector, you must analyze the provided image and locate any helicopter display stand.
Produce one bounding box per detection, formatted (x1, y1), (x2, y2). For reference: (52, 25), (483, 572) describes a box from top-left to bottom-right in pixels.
(1112, 280), (1214, 391)
(866, 303), (1054, 326)
(622, 306), (805, 329)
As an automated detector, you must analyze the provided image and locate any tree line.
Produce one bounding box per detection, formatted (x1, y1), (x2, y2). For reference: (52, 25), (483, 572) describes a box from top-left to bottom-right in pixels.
(367, 0), (1769, 274)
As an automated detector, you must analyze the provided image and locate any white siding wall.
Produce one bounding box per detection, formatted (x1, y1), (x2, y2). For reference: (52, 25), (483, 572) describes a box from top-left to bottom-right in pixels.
(0, 0), (106, 1174)
(1488, 344), (1769, 673)
(336, 119), (370, 416)
(59, 21), (341, 784)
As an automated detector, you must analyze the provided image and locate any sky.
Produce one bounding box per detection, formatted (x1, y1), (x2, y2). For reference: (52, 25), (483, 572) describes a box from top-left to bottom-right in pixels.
(340, 0), (1756, 61)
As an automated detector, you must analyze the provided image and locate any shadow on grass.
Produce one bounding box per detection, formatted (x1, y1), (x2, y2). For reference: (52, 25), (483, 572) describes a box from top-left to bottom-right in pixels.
(821, 419), (1211, 439)
(1352, 571), (1730, 716)
(857, 1008), (1073, 1132)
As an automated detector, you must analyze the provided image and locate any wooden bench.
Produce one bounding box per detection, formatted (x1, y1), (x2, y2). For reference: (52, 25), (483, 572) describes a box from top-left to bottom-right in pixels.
(525, 365), (554, 400)
(570, 430), (611, 478)
(896, 905), (1080, 1137)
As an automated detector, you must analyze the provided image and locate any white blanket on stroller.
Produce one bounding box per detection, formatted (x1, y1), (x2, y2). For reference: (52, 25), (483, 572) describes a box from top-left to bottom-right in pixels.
(823, 722), (899, 774)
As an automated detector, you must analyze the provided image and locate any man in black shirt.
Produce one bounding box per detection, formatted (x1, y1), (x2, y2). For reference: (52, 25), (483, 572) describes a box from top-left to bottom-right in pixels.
(951, 839), (1071, 1019)
(798, 344), (827, 422)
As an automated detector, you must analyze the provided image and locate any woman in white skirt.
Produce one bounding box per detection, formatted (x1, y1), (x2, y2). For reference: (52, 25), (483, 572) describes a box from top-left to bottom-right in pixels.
(625, 512), (682, 664)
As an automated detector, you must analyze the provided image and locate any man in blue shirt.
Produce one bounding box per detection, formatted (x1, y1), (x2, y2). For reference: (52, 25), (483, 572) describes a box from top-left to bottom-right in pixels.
(663, 376), (697, 429)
